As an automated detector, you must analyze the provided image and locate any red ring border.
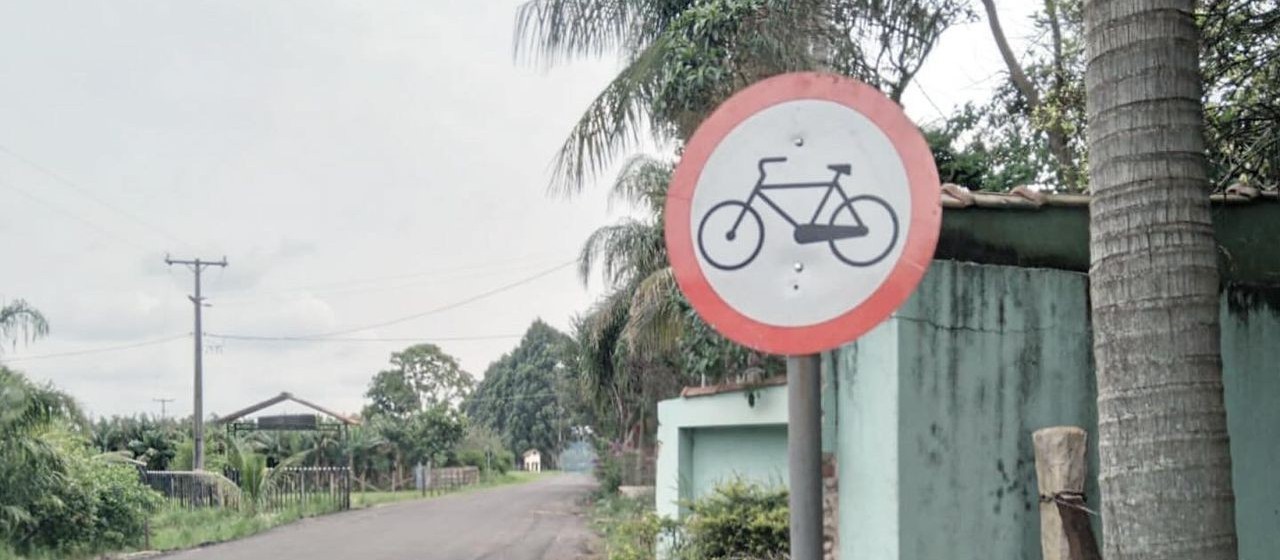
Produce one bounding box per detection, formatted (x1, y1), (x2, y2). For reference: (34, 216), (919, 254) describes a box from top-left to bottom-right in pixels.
(664, 72), (941, 356)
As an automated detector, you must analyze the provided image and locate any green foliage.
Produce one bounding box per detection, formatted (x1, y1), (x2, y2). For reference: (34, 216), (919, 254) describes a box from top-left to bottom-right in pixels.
(454, 424), (513, 474)
(595, 453), (624, 497)
(592, 494), (674, 560)
(360, 344), (469, 475)
(1200, 0), (1280, 187)
(941, 0), (1280, 191)
(364, 343), (475, 419)
(91, 415), (182, 471)
(515, 0), (966, 193)
(464, 321), (574, 462)
(0, 300), (49, 351)
(676, 480), (789, 560)
(0, 371), (161, 555)
(0, 367), (79, 544)
(146, 498), (337, 552)
(924, 104), (1045, 191)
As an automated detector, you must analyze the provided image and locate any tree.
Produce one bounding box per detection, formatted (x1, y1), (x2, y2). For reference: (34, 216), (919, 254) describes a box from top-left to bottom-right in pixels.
(979, 0), (1083, 188)
(515, 0), (967, 193)
(943, 0), (1280, 192)
(1, 367), (159, 554)
(363, 344), (474, 419)
(0, 299), (49, 352)
(1084, 1), (1237, 558)
(362, 344), (472, 483)
(91, 415), (182, 471)
(464, 320), (573, 462)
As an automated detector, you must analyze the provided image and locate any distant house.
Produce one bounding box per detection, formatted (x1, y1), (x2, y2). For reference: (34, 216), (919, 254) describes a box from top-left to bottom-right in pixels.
(521, 449), (541, 473)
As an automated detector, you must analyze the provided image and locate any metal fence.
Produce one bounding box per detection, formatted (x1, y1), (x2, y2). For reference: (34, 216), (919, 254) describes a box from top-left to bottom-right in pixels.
(141, 470), (241, 509)
(415, 465), (480, 494)
(225, 466), (352, 512)
(617, 450), (656, 486)
(143, 467), (351, 512)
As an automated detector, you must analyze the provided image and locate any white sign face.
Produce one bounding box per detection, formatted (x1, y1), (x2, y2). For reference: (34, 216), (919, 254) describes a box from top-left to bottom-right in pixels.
(688, 99), (910, 327)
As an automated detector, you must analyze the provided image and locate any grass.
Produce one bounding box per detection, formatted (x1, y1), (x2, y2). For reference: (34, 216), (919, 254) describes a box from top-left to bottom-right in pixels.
(352, 470), (554, 508)
(147, 498), (340, 551)
(590, 493), (665, 560)
(148, 470), (556, 551)
(0, 471), (558, 559)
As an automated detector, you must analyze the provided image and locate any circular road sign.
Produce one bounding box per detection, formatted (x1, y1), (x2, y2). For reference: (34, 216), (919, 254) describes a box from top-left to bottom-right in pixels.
(665, 72), (940, 355)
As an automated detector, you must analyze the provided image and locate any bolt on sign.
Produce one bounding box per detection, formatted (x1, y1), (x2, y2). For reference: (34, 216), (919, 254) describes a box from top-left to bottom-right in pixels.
(665, 72), (941, 355)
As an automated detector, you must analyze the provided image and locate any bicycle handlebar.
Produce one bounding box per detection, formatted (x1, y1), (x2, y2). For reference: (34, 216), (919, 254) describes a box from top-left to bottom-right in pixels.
(757, 157), (787, 176)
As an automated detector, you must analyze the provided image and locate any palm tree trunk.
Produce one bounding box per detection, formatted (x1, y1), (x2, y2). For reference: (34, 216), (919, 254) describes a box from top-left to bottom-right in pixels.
(1084, 1), (1237, 558)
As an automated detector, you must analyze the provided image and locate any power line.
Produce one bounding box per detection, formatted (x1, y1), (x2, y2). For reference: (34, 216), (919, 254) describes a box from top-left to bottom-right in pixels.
(0, 143), (192, 249)
(0, 177), (153, 252)
(1, 334), (188, 363)
(206, 333), (523, 343)
(211, 255), (567, 307)
(222, 259), (576, 340)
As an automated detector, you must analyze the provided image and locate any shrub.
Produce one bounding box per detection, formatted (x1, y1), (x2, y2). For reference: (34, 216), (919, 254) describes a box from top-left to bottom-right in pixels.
(457, 448), (485, 470)
(593, 495), (675, 560)
(678, 480), (789, 560)
(19, 428), (162, 554)
(493, 450), (514, 474)
(595, 453), (623, 497)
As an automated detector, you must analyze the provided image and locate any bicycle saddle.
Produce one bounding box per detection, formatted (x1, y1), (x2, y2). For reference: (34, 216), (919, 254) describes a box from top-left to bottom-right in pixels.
(827, 164), (852, 175)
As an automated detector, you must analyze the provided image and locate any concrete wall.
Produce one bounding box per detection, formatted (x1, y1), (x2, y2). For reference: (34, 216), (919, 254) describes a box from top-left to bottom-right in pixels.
(655, 384), (788, 522)
(836, 261), (1097, 560)
(1221, 286), (1280, 559)
(656, 259), (1279, 559)
(689, 425), (789, 499)
(836, 261), (1280, 560)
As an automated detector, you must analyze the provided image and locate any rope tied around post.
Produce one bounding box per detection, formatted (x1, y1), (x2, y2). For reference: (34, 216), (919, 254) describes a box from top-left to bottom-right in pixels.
(1039, 491), (1098, 516)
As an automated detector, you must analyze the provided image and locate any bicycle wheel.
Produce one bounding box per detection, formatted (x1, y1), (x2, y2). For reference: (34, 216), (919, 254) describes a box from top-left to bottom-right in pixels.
(828, 195), (899, 267)
(697, 200), (765, 271)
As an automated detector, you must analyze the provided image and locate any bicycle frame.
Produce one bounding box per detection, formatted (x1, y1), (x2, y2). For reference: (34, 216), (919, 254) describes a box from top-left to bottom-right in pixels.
(729, 157), (852, 234)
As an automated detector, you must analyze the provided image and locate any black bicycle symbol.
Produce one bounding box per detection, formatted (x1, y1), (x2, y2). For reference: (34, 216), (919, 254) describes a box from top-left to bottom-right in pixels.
(697, 157), (899, 271)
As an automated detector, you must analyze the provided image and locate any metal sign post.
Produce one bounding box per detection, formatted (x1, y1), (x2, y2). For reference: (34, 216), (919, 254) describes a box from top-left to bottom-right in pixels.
(664, 72), (940, 559)
(788, 354), (823, 559)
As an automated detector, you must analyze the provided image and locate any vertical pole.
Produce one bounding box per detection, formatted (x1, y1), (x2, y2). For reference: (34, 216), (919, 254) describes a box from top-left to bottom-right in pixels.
(788, 354), (823, 560)
(192, 260), (204, 471)
(166, 255), (225, 472)
(1033, 426), (1100, 560)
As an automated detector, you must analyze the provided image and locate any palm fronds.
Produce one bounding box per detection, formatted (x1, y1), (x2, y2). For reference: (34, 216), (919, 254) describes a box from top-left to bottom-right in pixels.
(578, 219), (666, 288)
(608, 154), (673, 214)
(545, 36), (672, 195)
(622, 267), (683, 355)
(0, 300), (49, 352)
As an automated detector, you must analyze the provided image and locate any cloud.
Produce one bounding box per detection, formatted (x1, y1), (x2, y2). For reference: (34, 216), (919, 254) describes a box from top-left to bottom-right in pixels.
(48, 290), (187, 342)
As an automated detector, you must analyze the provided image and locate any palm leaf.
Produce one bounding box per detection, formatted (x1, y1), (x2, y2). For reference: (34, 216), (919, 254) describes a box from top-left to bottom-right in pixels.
(621, 266), (683, 356)
(514, 0), (636, 64)
(608, 154), (673, 214)
(545, 34), (673, 195)
(578, 219), (665, 288)
(0, 300), (49, 352)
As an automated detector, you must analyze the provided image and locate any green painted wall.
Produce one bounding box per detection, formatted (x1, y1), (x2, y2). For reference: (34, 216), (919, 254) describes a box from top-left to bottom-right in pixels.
(689, 425), (789, 499)
(835, 260), (1097, 560)
(836, 261), (1280, 559)
(656, 384), (788, 522)
(1221, 285), (1280, 559)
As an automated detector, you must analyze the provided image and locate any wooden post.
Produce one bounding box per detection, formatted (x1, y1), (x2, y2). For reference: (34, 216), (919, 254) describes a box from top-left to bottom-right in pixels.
(1033, 426), (1100, 560)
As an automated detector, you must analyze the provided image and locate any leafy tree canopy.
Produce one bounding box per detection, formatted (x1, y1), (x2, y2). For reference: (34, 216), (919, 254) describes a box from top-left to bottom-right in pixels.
(363, 343), (474, 420)
(464, 320), (574, 459)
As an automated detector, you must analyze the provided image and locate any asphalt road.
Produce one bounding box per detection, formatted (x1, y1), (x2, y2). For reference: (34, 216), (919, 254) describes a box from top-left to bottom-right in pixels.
(161, 474), (598, 560)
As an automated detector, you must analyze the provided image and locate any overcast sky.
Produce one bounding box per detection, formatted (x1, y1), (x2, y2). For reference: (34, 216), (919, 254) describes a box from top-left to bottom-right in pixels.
(0, 1), (1035, 419)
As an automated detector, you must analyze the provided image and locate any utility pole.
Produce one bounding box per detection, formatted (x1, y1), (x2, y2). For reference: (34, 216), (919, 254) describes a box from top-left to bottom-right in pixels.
(152, 397), (174, 420)
(165, 255), (227, 471)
